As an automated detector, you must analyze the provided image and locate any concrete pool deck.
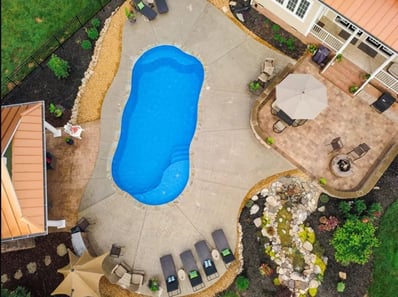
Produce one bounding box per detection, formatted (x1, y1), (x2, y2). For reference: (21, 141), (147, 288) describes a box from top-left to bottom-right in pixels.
(77, 0), (296, 295)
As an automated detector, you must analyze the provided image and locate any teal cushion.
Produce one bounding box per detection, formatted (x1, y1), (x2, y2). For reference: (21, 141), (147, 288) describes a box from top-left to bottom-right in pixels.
(221, 248), (231, 257)
(189, 270), (198, 279)
(137, 2), (145, 10)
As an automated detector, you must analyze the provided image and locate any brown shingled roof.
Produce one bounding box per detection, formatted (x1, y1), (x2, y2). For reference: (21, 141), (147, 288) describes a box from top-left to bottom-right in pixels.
(321, 0), (398, 52)
(1, 102), (47, 241)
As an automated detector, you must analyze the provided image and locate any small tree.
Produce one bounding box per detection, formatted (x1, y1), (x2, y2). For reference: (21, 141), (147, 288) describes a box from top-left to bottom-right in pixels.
(1, 286), (31, 297)
(330, 219), (379, 265)
(47, 54), (69, 79)
(81, 40), (92, 50)
(235, 275), (250, 291)
(86, 27), (99, 40)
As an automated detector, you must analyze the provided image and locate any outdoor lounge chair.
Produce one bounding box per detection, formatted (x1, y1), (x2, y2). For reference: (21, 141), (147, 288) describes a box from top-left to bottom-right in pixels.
(131, 270), (145, 292)
(347, 143), (370, 162)
(180, 250), (206, 292)
(211, 229), (235, 267)
(155, 0), (168, 14)
(257, 58), (275, 83)
(132, 0), (157, 20)
(109, 261), (131, 284)
(64, 122), (84, 139)
(160, 254), (181, 297)
(194, 240), (219, 281)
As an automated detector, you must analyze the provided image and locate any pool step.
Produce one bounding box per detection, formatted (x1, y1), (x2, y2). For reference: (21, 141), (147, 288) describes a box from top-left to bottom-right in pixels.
(171, 146), (189, 163)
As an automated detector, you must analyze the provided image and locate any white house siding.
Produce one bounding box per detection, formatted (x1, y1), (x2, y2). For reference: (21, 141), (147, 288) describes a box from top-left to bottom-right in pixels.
(255, 0), (323, 36)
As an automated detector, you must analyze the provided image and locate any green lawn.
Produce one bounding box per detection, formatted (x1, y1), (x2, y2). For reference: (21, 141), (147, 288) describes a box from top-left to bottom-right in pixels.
(1, 0), (104, 87)
(368, 200), (398, 297)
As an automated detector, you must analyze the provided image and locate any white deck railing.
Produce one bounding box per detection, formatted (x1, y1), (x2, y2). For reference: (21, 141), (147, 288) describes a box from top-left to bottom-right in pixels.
(310, 24), (343, 51)
(375, 70), (398, 94)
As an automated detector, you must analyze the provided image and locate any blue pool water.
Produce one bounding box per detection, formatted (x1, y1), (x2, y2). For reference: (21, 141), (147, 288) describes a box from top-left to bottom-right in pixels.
(112, 45), (204, 205)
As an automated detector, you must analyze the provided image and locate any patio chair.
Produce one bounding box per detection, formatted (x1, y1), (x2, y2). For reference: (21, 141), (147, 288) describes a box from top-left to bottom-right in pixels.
(64, 122), (84, 139)
(110, 244), (125, 258)
(180, 250), (205, 292)
(155, 0), (168, 14)
(347, 143), (370, 162)
(258, 58), (275, 83)
(109, 261), (131, 284)
(194, 240), (219, 281)
(160, 254), (181, 297)
(131, 270), (145, 292)
(211, 229), (235, 267)
(312, 45), (330, 68)
(132, 0), (157, 20)
(273, 120), (287, 133)
(327, 137), (343, 154)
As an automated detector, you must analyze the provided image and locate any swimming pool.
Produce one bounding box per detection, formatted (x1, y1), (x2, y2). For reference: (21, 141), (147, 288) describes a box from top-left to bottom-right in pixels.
(112, 45), (204, 205)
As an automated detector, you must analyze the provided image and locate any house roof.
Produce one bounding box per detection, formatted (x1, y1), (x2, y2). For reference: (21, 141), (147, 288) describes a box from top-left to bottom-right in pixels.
(320, 0), (398, 52)
(1, 102), (47, 241)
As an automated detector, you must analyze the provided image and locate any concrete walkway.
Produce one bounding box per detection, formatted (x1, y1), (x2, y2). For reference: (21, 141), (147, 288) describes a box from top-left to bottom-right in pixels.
(78, 1), (294, 295)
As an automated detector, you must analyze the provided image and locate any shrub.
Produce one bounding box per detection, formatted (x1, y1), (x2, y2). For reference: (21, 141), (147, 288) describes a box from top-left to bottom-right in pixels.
(219, 290), (238, 297)
(235, 275), (250, 291)
(86, 27), (99, 40)
(286, 38), (295, 50)
(338, 201), (352, 218)
(266, 137), (274, 145)
(273, 33), (282, 42)
(309, 287), (318, 296)
(353, 199), (367, 215)
(49, 103), (64, 117)
(319, 193), (329, 203)
(47, 54), (69, 79)
(349, 85), (358, 93)
(248, 80), (261, 91)
(148, 278), (160, 291)
(245, 199), (254, 208)
(336, 282), (345, 292)
(272, 24), (280, 32)
(259, 263), (273, 276)
(368, 202), (382, 218)
(273, 277), (281, 286)
(307, 44), (318, 54)
(81, 39), (92, 50)
(91, 17), (101, 28)
(1, 286), (31, 297)
(330, 219), (379, 265)
(318, 216), (339, 232)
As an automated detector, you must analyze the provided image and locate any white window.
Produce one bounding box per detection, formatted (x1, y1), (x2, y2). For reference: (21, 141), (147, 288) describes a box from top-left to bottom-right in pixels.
(275, 0), (311, 19)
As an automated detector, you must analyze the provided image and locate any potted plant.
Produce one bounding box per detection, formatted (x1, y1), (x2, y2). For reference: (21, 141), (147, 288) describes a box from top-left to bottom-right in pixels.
(148, 278), (160, 292)
(248, 80), (263, 95)
(265, 136), (274, 145)
(348, 85), (359, 94)
(335, 53), (343, 62)
(65, 137), (74, 145)
(361, 72), (371, 81)
(49, 103), (64, 118)
(125, 7), (137, 23)
(307, 44), (318, 55)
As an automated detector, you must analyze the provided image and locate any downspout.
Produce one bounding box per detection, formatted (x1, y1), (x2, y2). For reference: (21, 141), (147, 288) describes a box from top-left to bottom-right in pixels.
(322, 27), (360, 73)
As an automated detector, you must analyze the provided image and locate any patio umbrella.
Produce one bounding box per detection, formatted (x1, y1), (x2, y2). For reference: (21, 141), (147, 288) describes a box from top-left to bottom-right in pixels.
(275, 74), (327, 119)
(51, 249), (108, 297)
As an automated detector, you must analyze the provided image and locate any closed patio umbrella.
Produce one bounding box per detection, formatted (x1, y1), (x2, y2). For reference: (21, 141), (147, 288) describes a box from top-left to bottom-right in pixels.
(275, 74), (328, 119)
(51, 249), (108, 297)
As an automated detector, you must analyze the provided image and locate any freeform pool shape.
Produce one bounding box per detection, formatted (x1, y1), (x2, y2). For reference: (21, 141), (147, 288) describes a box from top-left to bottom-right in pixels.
(112, 45), (204, 205)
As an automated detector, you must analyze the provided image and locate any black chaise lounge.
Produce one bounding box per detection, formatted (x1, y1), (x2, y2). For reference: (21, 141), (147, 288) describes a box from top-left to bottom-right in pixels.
(132, 0), (157, 20)
(194, 240), (219, 281)
(211, 229), (235, 267)
(155, 0), (168, 14)
(160, 254), (181, 297)
(180, 250), (205, 292)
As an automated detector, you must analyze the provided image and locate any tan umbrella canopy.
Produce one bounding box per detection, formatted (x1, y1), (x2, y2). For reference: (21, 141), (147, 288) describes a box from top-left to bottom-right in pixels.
(275, 74), (328, 119)
(51, 249), (108, 297)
